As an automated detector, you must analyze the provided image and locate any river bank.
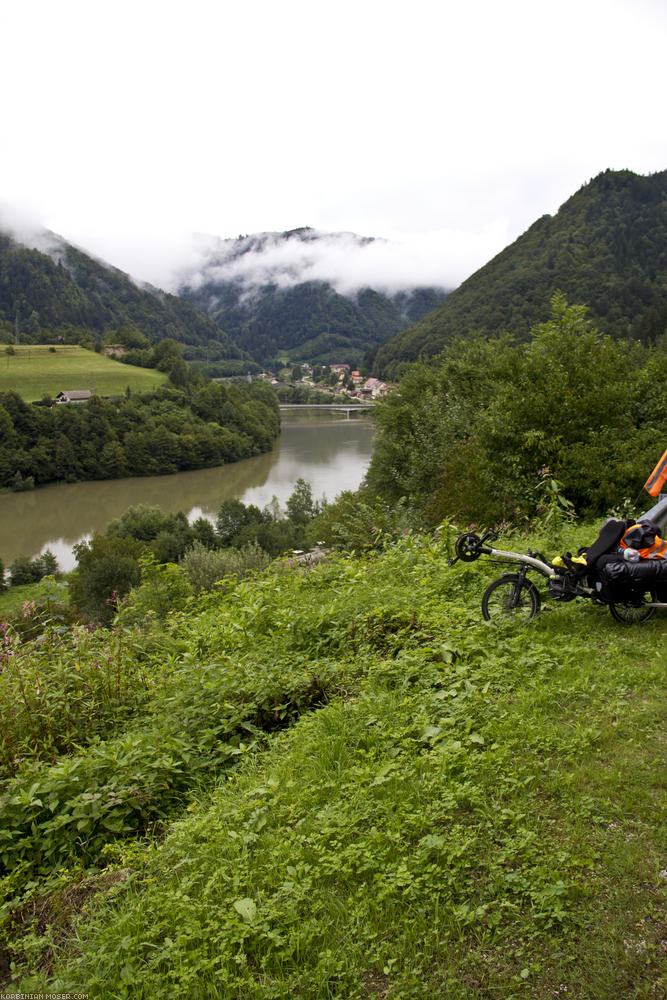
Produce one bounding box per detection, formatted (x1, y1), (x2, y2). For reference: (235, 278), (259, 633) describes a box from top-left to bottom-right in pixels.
(0, 411), (374, 570)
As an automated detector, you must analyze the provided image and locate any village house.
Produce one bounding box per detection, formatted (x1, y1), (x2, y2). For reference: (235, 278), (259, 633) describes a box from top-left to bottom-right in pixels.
(361, 378), (390, 399)
(329, 364), (350, 381)
(55, 390), (93, 404)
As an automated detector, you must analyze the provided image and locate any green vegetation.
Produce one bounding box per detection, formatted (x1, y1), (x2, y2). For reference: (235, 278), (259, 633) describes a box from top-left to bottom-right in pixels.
(0, 576), (66, 618)
(7, 550), (58, 587)
(182, 275), (447, 367)
(2, 176), (666, 997)
(0, 231), (245, 358)
(63, 482), (321, 623)
(374, 169), (667, 376)
(0, 526), (664, 997)
(274, 383), (346, 404)
(366, 295), (667, 524)
(0, 379), (280, 489)
(0, 344), (167, 401)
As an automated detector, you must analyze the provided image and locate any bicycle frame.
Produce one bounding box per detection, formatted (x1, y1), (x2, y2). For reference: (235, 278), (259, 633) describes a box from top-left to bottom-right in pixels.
(449, 529), (667, 618)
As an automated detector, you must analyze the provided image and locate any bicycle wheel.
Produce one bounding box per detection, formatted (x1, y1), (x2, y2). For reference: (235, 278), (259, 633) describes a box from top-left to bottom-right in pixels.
(482, 574), (541, 621)
(609, 589), (656, 624)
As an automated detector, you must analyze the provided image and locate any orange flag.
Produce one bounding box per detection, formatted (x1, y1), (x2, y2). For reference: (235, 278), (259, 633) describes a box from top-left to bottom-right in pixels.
(644, 448), (667, 497)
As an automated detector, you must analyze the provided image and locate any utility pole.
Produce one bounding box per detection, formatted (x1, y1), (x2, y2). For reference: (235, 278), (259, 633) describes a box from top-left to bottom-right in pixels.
(15, 308), (20, 345)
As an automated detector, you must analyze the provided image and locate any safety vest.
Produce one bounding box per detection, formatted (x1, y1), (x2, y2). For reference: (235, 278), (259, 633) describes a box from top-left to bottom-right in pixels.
(619, 522), (667, 560)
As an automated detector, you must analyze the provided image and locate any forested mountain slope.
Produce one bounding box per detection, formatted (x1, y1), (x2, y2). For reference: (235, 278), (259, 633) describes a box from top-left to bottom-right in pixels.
(177, 228), (448, 365)
(0, 229), (245, 359)
(374, 169), (667, 376)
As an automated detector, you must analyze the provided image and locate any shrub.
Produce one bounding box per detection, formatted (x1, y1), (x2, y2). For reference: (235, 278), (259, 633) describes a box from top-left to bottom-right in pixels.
(215, 499), (267, 545)
(180, 541), (271, 594)
(121, 557), (192, 622)
(10, 472), (35, 492)
(69, 534), (144, 624)
(9, 555), (40, 587)
(33, 549), (58, 579)
(8, 551), (59, 587)
(106, 504), (173, 543)
(307, 492), (424, 552)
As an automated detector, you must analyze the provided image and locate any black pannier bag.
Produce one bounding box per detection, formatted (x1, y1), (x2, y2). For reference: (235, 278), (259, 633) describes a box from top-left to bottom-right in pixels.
(581, 497), (667, 602)
(595, 552), (667, 601)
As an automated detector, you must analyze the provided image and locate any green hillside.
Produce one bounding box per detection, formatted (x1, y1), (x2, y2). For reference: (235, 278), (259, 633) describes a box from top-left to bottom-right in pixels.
(1, 528), (664, 998)
(0, 344), (167, 401)
(0, 230), (246, 359)
(183, 279), (448, 367)
(374, 169), (667, 376)
(178, 228), (448, 366)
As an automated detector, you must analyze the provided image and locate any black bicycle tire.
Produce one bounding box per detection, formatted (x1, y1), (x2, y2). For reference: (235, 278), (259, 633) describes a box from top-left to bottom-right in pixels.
(608, 588), (657, 624)
(481, 574), (541, 621)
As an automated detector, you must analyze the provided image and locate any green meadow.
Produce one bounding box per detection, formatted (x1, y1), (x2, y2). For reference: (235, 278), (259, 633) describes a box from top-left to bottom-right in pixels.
(0, 345), (167, 401)
(1, 526), (665, 999)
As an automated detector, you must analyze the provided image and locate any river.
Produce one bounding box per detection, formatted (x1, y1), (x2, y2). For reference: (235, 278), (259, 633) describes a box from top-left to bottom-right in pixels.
(0, 410), (375, 572)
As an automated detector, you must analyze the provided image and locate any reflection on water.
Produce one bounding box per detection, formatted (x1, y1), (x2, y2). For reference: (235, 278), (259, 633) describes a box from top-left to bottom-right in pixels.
(0, 412), (374, 570)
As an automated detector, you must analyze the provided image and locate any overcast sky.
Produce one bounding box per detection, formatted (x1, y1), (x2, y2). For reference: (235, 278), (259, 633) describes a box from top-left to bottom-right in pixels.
(1, 0), (665, 291)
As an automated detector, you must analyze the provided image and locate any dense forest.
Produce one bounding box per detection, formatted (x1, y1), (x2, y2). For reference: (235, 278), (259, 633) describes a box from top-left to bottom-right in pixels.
(0, 380), (280, 489)
(373, 169), (667, 376)
(365, 294), (667, 523)
(0, 231), (248, 370)
(181, 276), (447, 367)
(177, 227), (447, 366)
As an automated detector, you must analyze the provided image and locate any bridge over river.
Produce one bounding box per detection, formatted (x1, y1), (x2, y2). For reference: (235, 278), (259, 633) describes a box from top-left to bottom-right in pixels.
(279, 403), (375, 417)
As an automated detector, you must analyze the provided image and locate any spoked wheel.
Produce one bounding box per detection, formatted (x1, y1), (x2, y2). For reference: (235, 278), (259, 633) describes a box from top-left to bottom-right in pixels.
(482, 574), (541, 621)
(608, 589), (657, 624)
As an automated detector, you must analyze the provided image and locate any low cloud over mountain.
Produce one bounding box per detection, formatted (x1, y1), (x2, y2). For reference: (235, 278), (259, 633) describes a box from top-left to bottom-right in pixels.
(174, 227), (466, 300)
(176, 229), (451, 366)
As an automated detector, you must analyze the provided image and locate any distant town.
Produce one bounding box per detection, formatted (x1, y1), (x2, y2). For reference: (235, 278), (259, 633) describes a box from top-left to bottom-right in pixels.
(258, 362), (391, 401)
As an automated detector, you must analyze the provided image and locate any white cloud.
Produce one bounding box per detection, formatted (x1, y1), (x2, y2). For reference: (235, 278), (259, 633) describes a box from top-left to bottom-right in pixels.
(0, 0), (664, 293)
(175, 223), (513, 297)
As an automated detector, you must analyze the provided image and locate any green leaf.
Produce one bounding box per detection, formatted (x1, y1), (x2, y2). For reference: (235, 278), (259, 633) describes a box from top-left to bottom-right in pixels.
(233, 897), (257, 922)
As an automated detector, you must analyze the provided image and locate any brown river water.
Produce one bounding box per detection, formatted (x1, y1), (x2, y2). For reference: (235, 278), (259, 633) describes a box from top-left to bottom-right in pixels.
(0, 410), (375, 571)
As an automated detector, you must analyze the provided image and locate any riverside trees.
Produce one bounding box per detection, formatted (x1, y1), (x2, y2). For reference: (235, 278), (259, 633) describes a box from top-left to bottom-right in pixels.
(0, 380), (280, 488)
(365, 294), (667, 524)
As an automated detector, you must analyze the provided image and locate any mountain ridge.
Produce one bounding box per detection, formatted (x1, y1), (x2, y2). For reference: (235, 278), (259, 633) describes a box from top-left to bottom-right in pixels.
(0, 226), (246, 364)
(176, 227), (449, 365)
(372, 168), (667, 376)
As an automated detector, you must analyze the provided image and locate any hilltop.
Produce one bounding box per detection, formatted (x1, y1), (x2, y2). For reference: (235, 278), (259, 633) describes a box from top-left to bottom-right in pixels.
(373, 169), (667, 376)
(0, 226), (247, 367)
(176, 228), (448, 366)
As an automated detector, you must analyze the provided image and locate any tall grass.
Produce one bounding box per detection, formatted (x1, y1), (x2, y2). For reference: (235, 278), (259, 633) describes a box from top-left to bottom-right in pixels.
(2, 529), (665, 998)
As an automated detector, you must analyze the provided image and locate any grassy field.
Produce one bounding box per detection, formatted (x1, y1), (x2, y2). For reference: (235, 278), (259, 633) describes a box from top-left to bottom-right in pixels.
(1, 527), (665, 998)
(0, 345), (168, 401)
